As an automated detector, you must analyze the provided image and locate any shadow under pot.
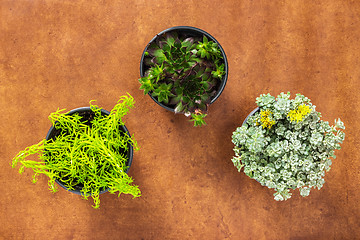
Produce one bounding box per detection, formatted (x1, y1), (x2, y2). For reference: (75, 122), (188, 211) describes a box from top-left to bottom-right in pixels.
(45, 107), (134, 196)
(139, 26), (228, 120)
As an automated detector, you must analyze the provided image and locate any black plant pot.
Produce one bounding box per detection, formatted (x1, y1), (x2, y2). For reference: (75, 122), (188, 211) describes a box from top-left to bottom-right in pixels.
(45, 107), (134, 196)
(140, 26), (229, 113)
(242, 107), (260, 126)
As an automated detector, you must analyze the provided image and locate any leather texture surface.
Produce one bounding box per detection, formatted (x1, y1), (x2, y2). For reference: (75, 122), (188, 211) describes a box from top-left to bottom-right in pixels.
(1, 1), (359, 239)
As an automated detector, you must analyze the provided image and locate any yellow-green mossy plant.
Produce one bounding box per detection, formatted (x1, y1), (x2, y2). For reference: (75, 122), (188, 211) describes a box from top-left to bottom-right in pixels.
(11, 94), (140, 208)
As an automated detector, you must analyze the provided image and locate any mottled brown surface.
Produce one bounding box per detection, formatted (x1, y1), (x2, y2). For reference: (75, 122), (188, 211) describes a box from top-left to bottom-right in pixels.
(1, 0), (359, 239)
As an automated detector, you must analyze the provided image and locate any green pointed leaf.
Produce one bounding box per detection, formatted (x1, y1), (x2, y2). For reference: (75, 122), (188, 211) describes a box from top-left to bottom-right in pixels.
(181, 39), (192, 49)
(203, 36), (208, 44)
(174, 39), (181, 48)
(167, 37), (175, 47)
(201, 81), (209, 89)
(153, 49), (166, 63)
(163, 43), (171, 52)
(175, 87), (183, 96)
(195, 68), (205, 78)
(202, 74), (209, 81)
(174, 102), (184, 113)
(201, 94), (210, 102)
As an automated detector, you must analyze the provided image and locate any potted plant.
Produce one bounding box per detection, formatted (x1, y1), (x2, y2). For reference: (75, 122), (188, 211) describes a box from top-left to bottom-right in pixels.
(231, 92), (345, 201)
(11, 94), (140, 208)
(139, 26), (228, 126)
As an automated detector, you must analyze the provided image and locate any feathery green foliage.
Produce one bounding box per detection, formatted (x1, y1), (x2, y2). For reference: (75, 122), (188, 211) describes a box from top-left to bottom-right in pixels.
(12, 94), (140, 208)
(232, 92), (345, 201)
(139, 32), (225, 126)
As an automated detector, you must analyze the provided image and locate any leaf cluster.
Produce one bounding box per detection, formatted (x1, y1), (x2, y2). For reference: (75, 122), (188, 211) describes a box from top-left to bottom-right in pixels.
(232, 92), (345, 201)
(139, 32), (225, 126)
(11, 94), (140, 208)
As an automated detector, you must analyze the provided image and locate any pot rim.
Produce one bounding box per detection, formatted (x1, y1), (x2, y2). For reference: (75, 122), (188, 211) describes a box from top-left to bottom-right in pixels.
(242, 107), (260, 126)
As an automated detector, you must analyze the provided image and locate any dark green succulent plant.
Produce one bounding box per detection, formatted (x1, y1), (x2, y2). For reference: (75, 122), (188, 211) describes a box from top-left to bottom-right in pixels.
(139, 32), (226, 126)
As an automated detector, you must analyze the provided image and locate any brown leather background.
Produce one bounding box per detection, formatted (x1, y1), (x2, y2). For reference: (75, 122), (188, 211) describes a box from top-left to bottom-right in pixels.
(1, 1), (359, 239)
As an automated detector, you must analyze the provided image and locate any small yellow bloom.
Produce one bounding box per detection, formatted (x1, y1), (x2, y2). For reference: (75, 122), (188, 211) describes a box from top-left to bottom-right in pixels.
(288, 104), (312, 122)
(259, 109), (276, 129)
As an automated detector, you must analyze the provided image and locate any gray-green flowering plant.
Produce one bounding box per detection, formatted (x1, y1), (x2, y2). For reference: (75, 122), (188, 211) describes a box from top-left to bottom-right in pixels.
(232, 92), (345, 201)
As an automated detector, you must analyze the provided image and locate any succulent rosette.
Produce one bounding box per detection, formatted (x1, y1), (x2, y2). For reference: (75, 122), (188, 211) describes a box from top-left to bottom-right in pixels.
(139, 31), (226, 126)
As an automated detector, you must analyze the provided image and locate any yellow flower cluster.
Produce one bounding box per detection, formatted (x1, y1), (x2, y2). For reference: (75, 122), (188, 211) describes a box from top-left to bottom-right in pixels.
(288, 104), (312, 122)
(260, 109), (276, 129)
